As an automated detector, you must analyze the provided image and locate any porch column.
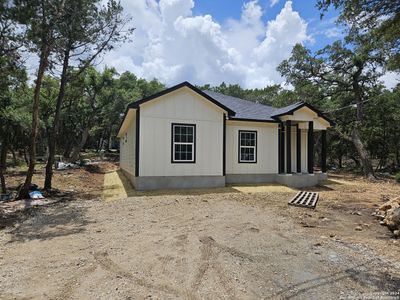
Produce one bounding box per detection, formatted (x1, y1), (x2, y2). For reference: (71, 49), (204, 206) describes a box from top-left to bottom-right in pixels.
(279, 124), (285, 173)
(307, 121), (314, 174)
(321, 130), (327, 173)
(286, 120), (291, 174)
(296, 125), (301, 173)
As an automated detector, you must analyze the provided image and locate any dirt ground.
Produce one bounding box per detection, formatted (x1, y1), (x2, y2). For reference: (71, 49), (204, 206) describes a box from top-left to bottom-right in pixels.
(0, 171), (400, 299)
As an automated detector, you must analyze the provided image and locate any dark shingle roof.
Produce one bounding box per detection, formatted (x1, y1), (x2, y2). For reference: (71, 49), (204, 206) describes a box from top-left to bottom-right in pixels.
(202, 90), (278, 122)
(270, 102), (304, 117)
(122, 81), (332, 125)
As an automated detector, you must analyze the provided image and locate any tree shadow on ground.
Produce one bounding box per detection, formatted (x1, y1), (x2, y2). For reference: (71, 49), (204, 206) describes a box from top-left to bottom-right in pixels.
(5, 200), (92, 243)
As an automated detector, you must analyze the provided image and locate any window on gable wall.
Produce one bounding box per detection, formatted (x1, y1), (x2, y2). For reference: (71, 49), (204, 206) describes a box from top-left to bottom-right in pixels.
(239, 130), (257, 163)
(172, 123), (196, 163)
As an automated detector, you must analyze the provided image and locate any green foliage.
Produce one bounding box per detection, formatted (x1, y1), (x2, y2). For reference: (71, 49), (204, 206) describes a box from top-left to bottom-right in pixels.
(58, 68), (165, 156)
(395, 172), (400, 183)
(317, 0), (400, 71)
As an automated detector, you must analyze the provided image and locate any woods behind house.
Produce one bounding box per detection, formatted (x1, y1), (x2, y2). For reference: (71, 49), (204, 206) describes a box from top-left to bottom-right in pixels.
(0, 0), (399, 195)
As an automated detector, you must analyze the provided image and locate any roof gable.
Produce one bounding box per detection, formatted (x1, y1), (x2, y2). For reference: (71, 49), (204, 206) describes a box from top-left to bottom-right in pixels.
(128, 81), (235, 116)
(271, 101), (333, 125)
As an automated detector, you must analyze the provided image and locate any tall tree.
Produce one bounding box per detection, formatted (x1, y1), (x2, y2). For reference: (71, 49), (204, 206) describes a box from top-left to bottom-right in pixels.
(317, 0), (400, 71)
(0, 0), (27, 193)
(278, 42), (384, 178)
(13, 0), (66, 199)
(44, 0), (132, 190)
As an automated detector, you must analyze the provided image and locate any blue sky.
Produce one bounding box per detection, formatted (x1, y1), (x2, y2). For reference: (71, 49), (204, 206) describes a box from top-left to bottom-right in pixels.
(99, 0), (397, 89)
(193, 0), (342, 52)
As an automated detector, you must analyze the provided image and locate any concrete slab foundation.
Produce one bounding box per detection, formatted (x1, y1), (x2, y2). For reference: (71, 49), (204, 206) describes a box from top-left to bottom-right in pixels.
(122, 170), (328, 190)
(226, 174), (275, 184)
(276, 173), (319, 188)
(132, 175), (226, 191)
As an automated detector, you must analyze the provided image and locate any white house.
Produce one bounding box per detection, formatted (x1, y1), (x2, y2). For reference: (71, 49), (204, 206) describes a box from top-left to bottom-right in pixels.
(117, 81), (332, 190)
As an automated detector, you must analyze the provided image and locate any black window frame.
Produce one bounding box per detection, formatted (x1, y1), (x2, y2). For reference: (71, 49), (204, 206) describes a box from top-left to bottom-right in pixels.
(171, 123), (196, 163)
(238, 130), (257, 163)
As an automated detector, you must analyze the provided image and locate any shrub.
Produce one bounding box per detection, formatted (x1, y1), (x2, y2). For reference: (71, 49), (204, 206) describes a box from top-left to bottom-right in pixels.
(395, 172), (400, 183)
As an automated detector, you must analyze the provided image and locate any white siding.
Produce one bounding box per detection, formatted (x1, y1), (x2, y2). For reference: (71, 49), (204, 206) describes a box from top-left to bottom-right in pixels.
(119, 113), (136, 176)
(226, 121), (279, 174)
(139, 87), (224, 177)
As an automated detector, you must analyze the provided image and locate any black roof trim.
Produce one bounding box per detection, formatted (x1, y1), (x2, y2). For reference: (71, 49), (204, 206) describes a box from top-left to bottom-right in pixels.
(271, 101), (333, 125)
(228, 117), (279, 123)
(117, 106), (136, 137)
(128, 81), (236, 116)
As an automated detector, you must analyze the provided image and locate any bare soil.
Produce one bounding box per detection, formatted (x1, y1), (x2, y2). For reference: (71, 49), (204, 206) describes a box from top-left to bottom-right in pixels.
(0, 171), (399, 299)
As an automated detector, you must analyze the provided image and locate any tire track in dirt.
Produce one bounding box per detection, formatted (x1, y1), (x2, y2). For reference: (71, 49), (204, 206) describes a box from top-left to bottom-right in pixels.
(191, 236), (261, 299)
(54, 263), (97, 300)
(93, 251), (191, 298)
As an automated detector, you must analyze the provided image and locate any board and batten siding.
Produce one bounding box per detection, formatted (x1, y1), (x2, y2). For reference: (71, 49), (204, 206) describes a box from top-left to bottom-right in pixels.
(226, 121), (279, 174)
(119, 113), (136, 177)
(139, 87), (225, 177)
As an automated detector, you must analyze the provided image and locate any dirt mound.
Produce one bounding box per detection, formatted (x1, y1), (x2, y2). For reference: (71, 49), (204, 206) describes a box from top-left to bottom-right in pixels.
(375, 196), (400, 237)
(84, 162), (118, 174)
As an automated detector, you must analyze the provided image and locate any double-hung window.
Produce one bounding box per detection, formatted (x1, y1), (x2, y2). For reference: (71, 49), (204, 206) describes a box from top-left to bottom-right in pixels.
(172, 123), (196, 163)
(239, 130), (257, 163)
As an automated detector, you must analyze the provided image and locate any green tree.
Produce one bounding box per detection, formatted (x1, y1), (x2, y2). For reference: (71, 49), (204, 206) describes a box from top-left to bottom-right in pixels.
(44, 0), (133, 190)
(278, 42), (385, 178)
(317, 0), (400, 71)
(0, 0), (29, 193)
(13, 0), (66, 198)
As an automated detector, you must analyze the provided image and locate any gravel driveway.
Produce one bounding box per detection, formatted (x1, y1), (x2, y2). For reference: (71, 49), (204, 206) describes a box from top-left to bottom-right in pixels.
(1, 183), (399, 299)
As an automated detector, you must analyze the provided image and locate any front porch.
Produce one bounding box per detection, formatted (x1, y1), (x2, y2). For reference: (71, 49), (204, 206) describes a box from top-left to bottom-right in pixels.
(277, 119), (328, 188)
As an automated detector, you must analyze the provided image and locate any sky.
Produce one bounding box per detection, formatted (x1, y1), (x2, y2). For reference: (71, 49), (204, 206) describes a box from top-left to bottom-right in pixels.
(95, 0), (397, 89)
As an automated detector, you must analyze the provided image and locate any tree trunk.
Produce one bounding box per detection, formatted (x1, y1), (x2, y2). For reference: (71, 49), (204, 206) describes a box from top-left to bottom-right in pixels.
(23, 147), (29, 165)
(351, 127), (375, 179)
(10, 147), (17, 166)
(44, 48), (70, 190)
(70, 126), (90, 162)
(18, 45), (50, 199)
(0, 138), (8, 194)
(63, 143), (72, 158)
(351, 63), (375, 178)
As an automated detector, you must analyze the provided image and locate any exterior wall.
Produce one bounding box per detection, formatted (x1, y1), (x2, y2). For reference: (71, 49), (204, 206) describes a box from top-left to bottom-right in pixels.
(119, 113), (136, 177)
(139, 87), (224, 177)
(226, 121), (279, 175)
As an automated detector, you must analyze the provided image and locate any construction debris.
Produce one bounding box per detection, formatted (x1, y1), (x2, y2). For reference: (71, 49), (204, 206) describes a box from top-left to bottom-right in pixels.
(374, 196), (400, 237)
(29, 190), (45, 199)
(56, 162), (80, 170)
(288, 191), (319, 209)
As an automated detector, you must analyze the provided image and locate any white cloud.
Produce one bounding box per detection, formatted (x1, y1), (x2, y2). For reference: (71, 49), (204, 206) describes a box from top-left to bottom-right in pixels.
(101, 0), (312, 88)
(270, 0), (280, 7)
(324, 27), (342, 38)
(380, 71), (400, 90)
